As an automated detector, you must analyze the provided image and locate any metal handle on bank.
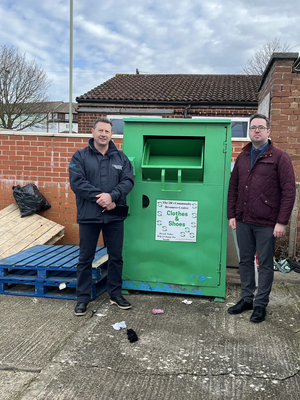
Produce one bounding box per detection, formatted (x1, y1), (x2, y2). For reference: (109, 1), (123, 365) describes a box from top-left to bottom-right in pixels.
(161, 169), (182, 192)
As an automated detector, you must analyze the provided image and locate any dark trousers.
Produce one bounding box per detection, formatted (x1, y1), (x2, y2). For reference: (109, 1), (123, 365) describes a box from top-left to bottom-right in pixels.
(76, 221), (124, 303)
(236, 221), (276, 307)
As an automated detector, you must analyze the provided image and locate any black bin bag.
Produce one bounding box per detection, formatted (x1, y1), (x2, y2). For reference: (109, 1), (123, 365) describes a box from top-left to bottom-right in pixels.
(12, 184), (51, 218)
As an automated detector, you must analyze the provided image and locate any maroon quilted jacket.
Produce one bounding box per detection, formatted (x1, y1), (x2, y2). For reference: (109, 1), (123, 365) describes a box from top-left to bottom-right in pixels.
(227, 140), (296, 227)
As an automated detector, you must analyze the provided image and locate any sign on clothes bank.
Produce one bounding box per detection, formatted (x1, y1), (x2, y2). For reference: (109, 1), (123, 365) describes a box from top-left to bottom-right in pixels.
(155, 200), (198, 242)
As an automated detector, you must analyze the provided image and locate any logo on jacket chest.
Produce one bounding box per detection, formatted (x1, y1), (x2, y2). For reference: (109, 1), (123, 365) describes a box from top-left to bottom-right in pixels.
(112, 164), (123, 170)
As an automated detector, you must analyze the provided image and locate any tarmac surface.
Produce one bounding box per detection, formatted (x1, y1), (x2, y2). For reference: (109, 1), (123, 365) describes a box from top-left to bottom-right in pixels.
(0, 268), (299, 400)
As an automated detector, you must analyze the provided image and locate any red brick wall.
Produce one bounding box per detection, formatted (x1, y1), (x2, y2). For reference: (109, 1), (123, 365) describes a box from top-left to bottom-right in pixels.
(231, 140), (249, 161)
(0, 130), (246, 247)
(0, 132), (107, 245)
(259, 56), (300, 254)
(1, 127), (298, 254)
(259, 58), (300, 180)
(77, 105), (257, 134)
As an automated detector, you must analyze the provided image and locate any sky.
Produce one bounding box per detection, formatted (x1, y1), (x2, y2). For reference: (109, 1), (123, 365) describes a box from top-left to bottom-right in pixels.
(0, 0), (300, 102)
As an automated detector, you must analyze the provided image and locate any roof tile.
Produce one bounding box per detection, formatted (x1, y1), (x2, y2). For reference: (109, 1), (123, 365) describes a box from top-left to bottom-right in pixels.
(77, 74), (261, 103)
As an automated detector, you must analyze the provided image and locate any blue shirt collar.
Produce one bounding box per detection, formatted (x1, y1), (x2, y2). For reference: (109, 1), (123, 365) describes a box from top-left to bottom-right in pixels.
(251, 140), (269, 153)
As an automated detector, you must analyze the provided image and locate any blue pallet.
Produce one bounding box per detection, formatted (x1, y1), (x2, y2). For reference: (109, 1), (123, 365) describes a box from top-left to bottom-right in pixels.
(0, 276), (107, 300)
(0, 245), (108, 300)
(0, 245), (107, 282)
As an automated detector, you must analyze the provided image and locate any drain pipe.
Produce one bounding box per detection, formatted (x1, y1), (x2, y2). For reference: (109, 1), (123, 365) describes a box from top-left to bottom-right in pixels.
(184, 104), (191, 118)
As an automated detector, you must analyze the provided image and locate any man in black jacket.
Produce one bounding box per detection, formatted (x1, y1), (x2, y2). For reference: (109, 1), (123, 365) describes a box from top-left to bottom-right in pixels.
(69, 117), (134, 315)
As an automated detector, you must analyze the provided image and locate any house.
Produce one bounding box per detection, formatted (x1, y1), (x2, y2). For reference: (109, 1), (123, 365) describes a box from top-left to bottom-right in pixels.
(76, 51), (300, 172)
(20, 101), (78, 133)
(76, 74), (260, 140)
(46, 101), (78, 133)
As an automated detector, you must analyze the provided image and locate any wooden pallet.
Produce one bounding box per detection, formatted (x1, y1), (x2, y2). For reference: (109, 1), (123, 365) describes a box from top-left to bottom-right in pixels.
(0, 244), (108, 300)
(0, 204), (65, 259)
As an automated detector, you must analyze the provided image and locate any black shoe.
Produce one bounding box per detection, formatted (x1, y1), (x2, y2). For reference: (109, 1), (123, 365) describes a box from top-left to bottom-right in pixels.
(228, 299), (253, 314)
(74, 302), (88, 316)
(110, 296), (132, 310)
(250, 306), (266, 323)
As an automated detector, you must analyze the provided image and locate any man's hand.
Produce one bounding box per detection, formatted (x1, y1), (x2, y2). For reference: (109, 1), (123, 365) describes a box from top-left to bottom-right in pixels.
(229, 218), (236, 230)
(273, 223), (286, 238)
(96, 193), (112, 207)
(105, 202), (116, 210)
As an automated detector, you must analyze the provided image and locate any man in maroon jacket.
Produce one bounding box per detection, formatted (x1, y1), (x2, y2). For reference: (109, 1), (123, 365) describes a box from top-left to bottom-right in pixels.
(227, 113), (295, 322)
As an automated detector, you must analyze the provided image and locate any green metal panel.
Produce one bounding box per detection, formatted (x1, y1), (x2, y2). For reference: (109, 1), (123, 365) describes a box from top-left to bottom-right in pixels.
(122, 118), (231, 299)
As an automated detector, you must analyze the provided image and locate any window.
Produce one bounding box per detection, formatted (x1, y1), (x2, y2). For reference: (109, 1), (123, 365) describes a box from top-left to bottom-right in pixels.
(111, 118), (125, 134)
(192, 117), (249, 139)
(231, 119), (248, 138)
(107, 115), (162, 135)
(65, 114), (69, 121)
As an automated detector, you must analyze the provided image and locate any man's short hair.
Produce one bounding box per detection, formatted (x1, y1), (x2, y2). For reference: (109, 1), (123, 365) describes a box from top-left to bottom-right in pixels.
(93, 117), (113, 130)
(250, 113), (270, 129)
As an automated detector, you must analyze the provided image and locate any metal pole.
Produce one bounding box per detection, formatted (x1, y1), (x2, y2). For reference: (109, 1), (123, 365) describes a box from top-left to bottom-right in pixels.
(69, 0), (73, 133)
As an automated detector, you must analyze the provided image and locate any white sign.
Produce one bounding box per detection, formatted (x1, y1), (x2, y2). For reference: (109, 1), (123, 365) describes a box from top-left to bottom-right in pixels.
(155, 200), (198, 242)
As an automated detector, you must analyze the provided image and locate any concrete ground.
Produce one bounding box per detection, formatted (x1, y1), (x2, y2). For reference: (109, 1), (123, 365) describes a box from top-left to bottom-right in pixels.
(0, 269), (299, 400)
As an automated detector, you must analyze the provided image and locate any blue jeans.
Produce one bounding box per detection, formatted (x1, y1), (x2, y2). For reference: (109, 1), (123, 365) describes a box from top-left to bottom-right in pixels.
(76, 221), (124, 303)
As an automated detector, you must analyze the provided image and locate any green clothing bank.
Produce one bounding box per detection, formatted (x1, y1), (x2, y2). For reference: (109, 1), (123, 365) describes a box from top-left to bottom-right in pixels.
(122, 118), (231, 300)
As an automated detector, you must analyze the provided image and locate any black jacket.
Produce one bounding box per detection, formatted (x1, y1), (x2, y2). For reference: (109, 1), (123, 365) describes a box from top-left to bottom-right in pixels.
(69, 139), (134, 223)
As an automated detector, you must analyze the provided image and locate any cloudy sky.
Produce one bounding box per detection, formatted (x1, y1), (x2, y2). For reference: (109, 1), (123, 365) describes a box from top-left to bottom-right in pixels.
(1, 0), (299, 101)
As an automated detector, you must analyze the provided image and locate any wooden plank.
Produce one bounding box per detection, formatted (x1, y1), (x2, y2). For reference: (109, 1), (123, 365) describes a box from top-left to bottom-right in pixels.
(25, 246), (79, 268)
(29, 226), (65, 247)
(0, 209), (30, 235)
(0, 244), (108, 299)
(0, 213), (44, 243)
(0, 204), (19, 218)
(0, 245), (105, 270)
(0, 246), (65, 268)
(0, 221), (59, 258)
(92, 247), (109, 268)
(0, 204), (65, 259)
(45, 231), (65, 245)
(0, 208), (42, 234)
(0, 245), (50, 265)
(92, 254), (109, 268)
(13, 219), (59, 244)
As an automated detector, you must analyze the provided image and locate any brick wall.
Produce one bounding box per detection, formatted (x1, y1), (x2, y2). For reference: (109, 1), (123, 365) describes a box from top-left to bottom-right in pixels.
(260, 59), (300, 180)
(0, 132), (112, 246)
(259, 54), (300, 255)
(231, 140), (249, 160)
(77, 105), (257, 134)
(0, 130), (247, 247)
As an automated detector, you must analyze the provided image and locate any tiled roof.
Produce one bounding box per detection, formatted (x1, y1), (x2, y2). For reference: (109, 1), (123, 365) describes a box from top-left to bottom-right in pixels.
(77, 74), (261, 103)
(21, 101), (77, 113)
(21, 101), (63, 113)
(55, 102), (78, 114)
